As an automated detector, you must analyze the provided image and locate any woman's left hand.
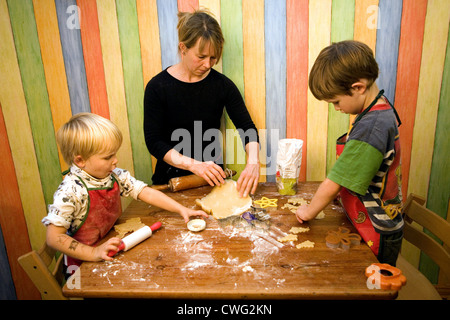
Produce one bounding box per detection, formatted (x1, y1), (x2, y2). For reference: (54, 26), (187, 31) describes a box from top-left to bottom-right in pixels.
(236, 162), (259, 198)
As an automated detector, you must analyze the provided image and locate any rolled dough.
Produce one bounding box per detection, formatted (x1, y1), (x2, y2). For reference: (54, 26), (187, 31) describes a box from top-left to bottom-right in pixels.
(114, 217), (146, 238)
(195, 179), (252, 219)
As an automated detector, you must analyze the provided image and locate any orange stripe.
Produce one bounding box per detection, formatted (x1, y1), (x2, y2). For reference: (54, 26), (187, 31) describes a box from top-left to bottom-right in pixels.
(394, 0), (427, 198)
(78, 0), (110, 119)
(178, 0), (199, 12)
(286, 0), (308, 181)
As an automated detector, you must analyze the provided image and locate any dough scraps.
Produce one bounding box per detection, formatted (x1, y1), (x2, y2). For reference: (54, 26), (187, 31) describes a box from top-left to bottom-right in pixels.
(277, 234), (298, 242)
(195, 179), (252, 219)
(114, 217), (146, 238)
(289, 226), (310, 234)
(282, 197), (325, 220)
(296, 240), (315, 249)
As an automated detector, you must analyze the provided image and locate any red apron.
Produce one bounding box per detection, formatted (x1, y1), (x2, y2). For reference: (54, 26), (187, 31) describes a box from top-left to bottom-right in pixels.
(65, 177), (122, 275)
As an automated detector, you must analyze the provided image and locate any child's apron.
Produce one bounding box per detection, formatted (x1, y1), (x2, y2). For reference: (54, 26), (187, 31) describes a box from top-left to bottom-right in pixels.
(336, 90), (401, 256)
(65, 176), (122, 275)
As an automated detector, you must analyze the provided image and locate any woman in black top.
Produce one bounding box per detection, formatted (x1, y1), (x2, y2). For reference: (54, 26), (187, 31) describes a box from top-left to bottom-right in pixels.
(144, 9), (260, 197)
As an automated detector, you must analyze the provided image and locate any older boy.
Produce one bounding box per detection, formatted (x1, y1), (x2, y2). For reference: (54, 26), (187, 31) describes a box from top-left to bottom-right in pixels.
(296, 41), (403, 266)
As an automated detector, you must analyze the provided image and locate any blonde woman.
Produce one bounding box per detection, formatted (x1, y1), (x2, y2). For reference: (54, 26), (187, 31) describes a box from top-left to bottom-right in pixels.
(144, 9), (260, 197)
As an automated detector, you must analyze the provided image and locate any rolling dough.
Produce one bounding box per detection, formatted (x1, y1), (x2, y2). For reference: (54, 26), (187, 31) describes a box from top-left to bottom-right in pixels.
(195, 179), (252, 219)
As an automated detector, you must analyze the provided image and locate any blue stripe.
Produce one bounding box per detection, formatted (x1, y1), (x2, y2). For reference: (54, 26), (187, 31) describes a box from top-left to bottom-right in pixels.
(55, 0), (90, 114)
(375, 0), (403, 103)
(265, 0), (287, 181)
(157, 0), (179, 69)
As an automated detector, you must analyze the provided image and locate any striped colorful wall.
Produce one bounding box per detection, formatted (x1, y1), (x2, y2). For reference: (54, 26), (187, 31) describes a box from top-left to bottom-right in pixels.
(0, 0), (448, 299)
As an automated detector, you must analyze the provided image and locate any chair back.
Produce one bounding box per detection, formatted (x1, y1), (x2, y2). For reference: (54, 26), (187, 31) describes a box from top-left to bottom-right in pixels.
(402, 194), (450, 280)
(18, 243), (67, 300)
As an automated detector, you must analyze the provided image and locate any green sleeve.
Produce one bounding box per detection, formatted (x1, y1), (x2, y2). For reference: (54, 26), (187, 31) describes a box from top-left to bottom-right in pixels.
(328, 139), (383, 195)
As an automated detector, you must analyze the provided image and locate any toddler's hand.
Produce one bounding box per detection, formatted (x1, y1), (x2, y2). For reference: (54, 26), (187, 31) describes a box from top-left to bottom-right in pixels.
(94, 237), (122, 261)
(180, 208), (209, 223)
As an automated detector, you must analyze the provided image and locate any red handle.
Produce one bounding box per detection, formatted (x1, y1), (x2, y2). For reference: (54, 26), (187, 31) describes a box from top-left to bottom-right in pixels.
(107, 241), (125, 257)
(150, 221), (162, 232)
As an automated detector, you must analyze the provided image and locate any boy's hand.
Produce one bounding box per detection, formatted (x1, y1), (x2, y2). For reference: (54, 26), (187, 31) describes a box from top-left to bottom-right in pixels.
(295, 205), (313, 224)
(94, 237), (122, 261)
(179, 208), (209, 223)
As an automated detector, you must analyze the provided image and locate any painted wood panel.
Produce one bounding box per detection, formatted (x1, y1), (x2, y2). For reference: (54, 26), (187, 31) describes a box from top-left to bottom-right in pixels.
(33, 0), (72, 172)
(264, 0), (286, 182)
(408, 0), (450, 199)
(306, 0), (332, 181)
(286, 0), (308, 182)
(7, 0), (62, 206)
(116, 0), (153, 184)
(243, 0), (266, 180)
(326, 0), (354, 175)
(0, 0), (47, 253)
(78, 0), (110, 119)
(55, 0), (91, 114)
(97, 0), (135, 209)
(221, 0), (246, 178)
(375, 0), (402, 103)
(394, 0), (427, 202)
(0, 103), (40, 299)
(157, 0), (179, 70)
(178, 0), (198, 12)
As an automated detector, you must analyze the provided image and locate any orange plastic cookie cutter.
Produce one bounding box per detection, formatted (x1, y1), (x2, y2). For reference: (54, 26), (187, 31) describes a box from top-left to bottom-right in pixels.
(325, 227), (361, 250)
(365, 263), (407, 290)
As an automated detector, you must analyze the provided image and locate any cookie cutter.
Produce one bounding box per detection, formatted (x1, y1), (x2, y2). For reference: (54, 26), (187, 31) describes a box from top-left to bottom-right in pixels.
(365, 263), (407, 290)
(325, 227), (361, 250)
(253, 196), (278, 208)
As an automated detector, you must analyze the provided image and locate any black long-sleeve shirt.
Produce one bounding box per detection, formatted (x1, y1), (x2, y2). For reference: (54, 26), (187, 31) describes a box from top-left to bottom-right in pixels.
(144, 68), (259, 184)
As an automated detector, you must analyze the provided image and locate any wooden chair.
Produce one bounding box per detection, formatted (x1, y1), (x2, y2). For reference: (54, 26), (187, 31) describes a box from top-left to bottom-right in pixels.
(18, 242), (68, 300)
(396, 194), (450, 300)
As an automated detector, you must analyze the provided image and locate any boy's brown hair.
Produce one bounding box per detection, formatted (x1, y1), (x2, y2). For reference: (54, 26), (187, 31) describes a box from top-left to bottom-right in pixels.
(309, 40), (379, 100)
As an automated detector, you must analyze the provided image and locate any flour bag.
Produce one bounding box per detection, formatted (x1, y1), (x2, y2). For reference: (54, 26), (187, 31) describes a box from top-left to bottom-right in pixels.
(276, 139), (303, 195)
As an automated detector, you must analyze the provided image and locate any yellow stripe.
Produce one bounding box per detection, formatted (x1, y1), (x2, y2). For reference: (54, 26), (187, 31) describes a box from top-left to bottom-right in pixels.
(408, 0), (450, 199)
(96, 0), (135, 201)
(136, 0), (161, 174)
(0, 0), (46, 250)
(32, 0), (72, 172)
(306, 0), (332, 181)
(242, 0), (266, 181)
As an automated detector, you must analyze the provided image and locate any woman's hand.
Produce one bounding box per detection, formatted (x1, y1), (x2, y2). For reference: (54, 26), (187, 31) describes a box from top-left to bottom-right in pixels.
(189, 160), (226, 187)
(236, 162), (259, 197)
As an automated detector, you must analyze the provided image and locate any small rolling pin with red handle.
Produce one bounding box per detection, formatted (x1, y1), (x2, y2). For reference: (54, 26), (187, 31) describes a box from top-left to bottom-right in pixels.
(107, 221), (162, 257)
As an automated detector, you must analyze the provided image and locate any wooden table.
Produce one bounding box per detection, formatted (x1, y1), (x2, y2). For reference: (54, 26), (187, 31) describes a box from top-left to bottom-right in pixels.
(62, 182), (397, 299)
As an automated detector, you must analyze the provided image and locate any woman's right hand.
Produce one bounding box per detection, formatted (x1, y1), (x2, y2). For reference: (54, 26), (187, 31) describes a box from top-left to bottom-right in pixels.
(189, 160), (226, 186)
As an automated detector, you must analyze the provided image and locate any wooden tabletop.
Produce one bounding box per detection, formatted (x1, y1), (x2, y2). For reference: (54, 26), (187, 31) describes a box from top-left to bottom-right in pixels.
(62, 182), (397, 299)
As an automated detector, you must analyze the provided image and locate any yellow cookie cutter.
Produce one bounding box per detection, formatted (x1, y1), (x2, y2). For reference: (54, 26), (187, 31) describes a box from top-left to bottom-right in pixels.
(253, 196), (278, 208)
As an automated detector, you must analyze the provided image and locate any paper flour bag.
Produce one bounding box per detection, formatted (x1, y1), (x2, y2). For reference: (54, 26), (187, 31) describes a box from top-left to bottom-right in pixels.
(276, 139), (303, 195)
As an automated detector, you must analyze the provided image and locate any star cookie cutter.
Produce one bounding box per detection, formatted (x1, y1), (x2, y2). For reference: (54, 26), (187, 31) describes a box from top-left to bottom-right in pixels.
(365, 263), (407, 290)
(325, 227), (361, 250)
(253, 196), (278, 208)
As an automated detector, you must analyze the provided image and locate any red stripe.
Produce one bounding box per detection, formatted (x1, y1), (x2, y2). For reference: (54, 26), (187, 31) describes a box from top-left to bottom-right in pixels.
(394, 0), (428, 198)
(286, 0), (308, 181)
(78, 0), (110, 119)
(0, 103), (40, 299)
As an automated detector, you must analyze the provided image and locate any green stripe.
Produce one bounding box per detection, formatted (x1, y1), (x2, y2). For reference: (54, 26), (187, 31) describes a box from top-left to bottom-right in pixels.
(116, 0), (153, 184)
(7, 0), (61, 205)
(420, 30), (450, 284)
(221, 0), (246, 179)
(326, 0), (354, 175)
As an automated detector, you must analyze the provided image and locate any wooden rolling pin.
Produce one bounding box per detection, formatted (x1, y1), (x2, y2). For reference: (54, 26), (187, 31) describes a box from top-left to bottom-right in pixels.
(151, 169), (236, 192)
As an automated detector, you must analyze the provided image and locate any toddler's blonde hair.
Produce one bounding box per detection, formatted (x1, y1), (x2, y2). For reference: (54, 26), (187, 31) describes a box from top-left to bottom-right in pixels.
(56, 113), (122, 165)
